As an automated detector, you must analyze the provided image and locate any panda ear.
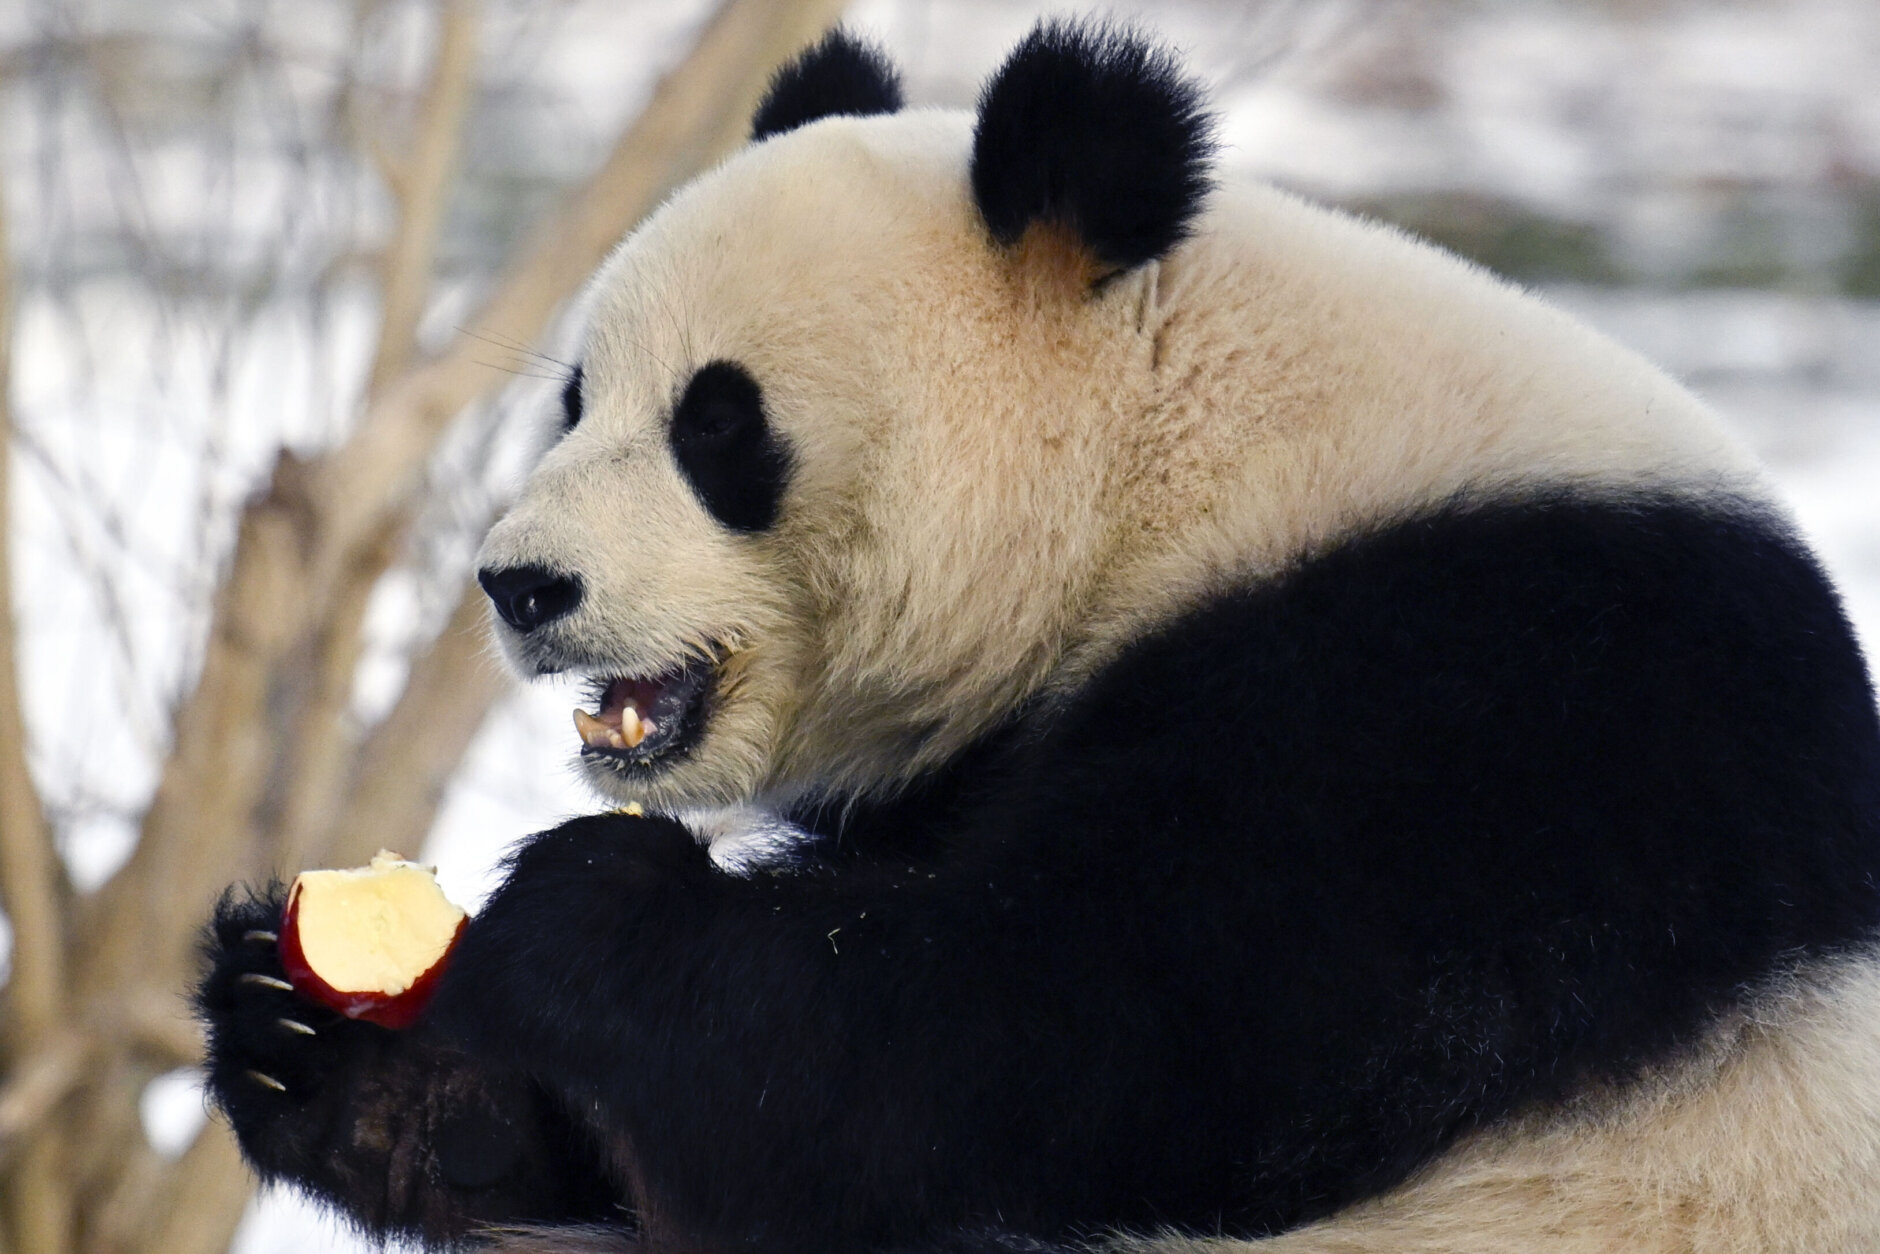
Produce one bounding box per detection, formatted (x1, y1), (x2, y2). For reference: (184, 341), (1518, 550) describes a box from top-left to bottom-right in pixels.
(971, 21), (1215, 275)
(751, 29), (904, 142)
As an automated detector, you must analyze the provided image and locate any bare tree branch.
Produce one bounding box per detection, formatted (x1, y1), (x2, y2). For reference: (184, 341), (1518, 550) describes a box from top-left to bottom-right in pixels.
(327, 576), (507, 867)
(267, 521), (396, 876)
(5, 1151), (68, 1254)
(272, 0), (480, 873)
(0, 124), (77, 1254)
(6, 4), (853, 1250)
(309, 0), (850, 573)
(77, 0), (849, 1011)
(77, 456), (314, 994)
(107, 986), (205, 1067)
(365, 0), (480, 397)
(87, 1141), (170, 1254)
(0, 992), (195, 1176)
(123, 1123), (249, 1254)
(0, 1033), (87, 1173)
(0, 113), (65, 1053)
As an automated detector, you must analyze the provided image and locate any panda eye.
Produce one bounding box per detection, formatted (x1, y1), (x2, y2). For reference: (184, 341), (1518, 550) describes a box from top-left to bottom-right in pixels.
(559, 365), (584, 432)
(688, 395), (750, 442)
(669, 360), (792, 533)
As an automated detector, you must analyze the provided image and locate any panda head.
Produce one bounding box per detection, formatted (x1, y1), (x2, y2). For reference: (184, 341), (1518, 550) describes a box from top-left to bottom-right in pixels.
(475, 21), (1214, 812)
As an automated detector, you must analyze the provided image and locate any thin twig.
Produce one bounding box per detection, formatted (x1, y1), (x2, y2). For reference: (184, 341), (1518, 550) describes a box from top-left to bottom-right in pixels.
(365, 0), (479, 397)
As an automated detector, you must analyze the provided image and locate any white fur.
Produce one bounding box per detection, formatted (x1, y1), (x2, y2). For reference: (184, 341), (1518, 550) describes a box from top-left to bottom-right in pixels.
(683, 804), (812, 873)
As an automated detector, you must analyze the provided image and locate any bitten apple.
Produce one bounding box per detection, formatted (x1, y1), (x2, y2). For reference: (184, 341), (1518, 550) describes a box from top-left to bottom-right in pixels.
(279, 851), (467, 1029)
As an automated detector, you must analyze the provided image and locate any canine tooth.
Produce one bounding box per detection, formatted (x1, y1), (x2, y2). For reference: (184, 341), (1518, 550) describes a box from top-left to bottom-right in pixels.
(573, 708), (611, 748)
(621, 707), (646, 748)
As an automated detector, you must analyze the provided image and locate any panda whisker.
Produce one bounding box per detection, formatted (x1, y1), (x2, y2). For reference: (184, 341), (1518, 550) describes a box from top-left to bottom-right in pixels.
(645, 268), (696, 375)
(459, 327), (574, 371)
(472, 357), (569, 381)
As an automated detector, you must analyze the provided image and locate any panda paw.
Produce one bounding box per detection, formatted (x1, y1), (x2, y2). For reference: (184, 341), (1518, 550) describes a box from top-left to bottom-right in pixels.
(194, 883), (387, 1163)
(198, 883), (630, 1239)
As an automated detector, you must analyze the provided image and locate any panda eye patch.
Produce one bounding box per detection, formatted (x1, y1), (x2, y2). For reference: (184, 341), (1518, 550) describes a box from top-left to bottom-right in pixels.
(559, 365), (584, 432)
(669, 360), (791, 533)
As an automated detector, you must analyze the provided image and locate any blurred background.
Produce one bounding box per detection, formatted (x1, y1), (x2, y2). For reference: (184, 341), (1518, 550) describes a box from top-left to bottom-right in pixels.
(0, 1), (1874, 1251)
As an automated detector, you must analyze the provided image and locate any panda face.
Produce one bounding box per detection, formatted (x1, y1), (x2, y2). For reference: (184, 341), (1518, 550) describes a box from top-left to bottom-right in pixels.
(477, 113), (1157, 810)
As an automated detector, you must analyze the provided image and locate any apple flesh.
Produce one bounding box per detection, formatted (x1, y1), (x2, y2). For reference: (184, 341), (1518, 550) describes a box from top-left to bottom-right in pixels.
(279, 851), (467, 1029)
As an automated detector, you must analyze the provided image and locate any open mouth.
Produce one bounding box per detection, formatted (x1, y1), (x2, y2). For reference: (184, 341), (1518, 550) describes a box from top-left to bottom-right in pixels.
(572, 657), (715, 768)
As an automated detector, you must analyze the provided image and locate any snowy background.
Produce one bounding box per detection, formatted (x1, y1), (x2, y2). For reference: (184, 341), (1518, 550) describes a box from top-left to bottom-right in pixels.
(0, 0), (1875, 1250)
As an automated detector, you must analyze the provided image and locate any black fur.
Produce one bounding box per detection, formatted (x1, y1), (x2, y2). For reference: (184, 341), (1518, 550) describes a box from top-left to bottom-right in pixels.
(561, 365), (584, 432)
(668, 360), (792, 533)
(199, 490), (1880, 1251)
(751, 29), (904, 142)
(971, 21), (1214, 272)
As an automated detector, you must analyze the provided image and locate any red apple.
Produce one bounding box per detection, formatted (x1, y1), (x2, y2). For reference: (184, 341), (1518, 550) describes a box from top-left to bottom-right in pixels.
(279, 851), (467, 1029)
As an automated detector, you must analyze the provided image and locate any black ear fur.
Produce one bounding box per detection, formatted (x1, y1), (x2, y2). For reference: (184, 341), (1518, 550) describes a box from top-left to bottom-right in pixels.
(971, 21), (1215, 272)
(751, 29), (904, 141)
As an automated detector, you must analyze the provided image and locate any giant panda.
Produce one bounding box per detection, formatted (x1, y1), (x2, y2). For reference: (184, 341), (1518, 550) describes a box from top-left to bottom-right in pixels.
(198, 21), (1880, 1254)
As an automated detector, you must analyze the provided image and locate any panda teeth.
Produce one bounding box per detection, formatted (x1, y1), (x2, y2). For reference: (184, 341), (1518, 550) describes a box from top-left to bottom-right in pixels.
(574, 708), (612, 749)
(572, 703), (655, 752)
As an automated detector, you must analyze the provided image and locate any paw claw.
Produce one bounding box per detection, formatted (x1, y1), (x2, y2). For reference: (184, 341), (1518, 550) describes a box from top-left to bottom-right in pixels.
(241, 973), (294, 992)
(246, 1069), (288, 1093)
(242, 929), (279, 945)
(278, 1017), (316, 1036)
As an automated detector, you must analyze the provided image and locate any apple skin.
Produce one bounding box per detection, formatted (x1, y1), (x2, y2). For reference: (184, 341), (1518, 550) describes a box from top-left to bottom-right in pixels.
(278, 888), (467, 1030)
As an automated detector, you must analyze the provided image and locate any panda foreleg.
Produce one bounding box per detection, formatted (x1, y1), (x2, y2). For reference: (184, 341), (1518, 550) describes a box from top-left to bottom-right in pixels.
(425, 808), (1197, 1248)
(196, 882), (624, 1247)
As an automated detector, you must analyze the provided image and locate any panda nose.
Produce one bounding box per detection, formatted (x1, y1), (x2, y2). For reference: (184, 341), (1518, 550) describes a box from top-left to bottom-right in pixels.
(478, 565), (584, 634)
